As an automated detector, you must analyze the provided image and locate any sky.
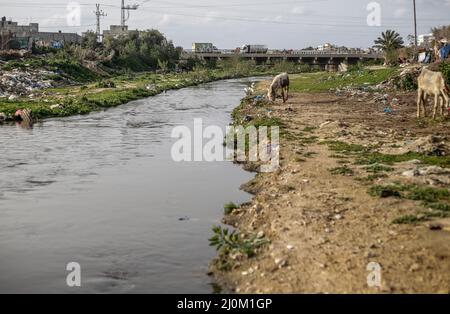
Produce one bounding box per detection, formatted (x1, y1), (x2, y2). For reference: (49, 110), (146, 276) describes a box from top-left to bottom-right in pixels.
(0, 0), (449, 49)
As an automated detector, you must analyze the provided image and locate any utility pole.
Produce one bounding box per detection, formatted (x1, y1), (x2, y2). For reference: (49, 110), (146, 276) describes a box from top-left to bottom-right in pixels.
(94, 3), (106, 41)
(121, 0), (139, 27)
(413, 0), (418, 55)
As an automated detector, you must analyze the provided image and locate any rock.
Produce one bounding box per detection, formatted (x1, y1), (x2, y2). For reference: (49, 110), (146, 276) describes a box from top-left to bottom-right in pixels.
(409, 263), (420, 272)
(0, 112), (6, 122)
(428, 223), (443, 231)
(8, 94), (18, 101)
(364, 251), (378, 259)
(50, 104), (64, 110)
(286, 245), (294, 250)
(274, 258), (288, 268)
(253, 204), (263, 214)
(243, 115), (254, 123)
(338, 62), (348, 72)
(402, 169), (421, 178)
(256, 231), (265, 239)
(379, 189), (401, 198)
(334, 214), (343, 220)
(419, 166), (450, 176)
(399, 136), (449, 156)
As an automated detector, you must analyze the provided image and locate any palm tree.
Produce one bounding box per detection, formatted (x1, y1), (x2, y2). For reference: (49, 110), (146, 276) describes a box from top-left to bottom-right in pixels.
(374, 30), (404, 52)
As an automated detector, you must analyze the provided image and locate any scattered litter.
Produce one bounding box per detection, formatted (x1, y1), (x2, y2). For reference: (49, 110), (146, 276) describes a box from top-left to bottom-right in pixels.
(0, 69), (55, 98)
(244, 115), (253, 122)
(50, 104), (64, 110)
(383, 107), (394, 114)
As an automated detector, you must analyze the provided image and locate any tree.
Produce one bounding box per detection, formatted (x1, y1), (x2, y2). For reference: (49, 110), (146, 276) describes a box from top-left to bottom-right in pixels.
(101, 30), (181, 71)
(374, 30), (404, 52)
(432, 25), (450, 41)
(81, 31), (99, 50)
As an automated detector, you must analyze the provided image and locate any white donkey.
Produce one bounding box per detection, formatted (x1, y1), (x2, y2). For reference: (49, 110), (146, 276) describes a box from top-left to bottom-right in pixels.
(268, 72), (290, 103)
(417, 68), (449, 119)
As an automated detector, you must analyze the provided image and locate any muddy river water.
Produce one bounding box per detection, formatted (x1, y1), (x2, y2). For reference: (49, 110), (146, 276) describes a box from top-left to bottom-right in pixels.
(0, 78), (259, 293)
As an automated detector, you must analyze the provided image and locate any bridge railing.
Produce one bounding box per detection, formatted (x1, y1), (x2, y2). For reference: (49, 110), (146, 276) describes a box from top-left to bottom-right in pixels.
(184, 49), (380, 57)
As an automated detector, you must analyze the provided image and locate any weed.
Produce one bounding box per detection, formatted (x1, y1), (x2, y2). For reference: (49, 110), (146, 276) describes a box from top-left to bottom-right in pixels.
(209, 226), (269, 258)
(323, 141), (367, 154)
(330, 165), (355, 176)
(224, 202), (239, 215)
(364, 163), (394, 174)
(392, 215), (427, 225)
(302, 126), (317, 133)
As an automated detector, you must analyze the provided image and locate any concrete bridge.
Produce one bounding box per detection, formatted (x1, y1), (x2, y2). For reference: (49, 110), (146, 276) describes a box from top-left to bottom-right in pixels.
(183, 49), (383, 70)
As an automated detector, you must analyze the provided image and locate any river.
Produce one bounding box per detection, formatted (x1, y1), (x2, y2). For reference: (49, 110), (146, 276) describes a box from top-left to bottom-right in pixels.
(0, 78), (258, 293)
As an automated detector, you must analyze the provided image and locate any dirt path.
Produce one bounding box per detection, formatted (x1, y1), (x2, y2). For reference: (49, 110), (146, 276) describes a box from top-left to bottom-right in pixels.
(211, 89), (450, 294)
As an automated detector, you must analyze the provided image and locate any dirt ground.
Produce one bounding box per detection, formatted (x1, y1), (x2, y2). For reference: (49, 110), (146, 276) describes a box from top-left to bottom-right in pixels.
(211, 87), (450, 294)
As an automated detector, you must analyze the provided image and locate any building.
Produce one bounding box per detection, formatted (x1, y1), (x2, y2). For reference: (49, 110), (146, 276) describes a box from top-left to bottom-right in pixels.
(418, 33), (435, 47)
(102, 25), (138, 39)
(33, 31), (81, 48)
(317, 43), (335, 51)
(0, 17), (81, 50)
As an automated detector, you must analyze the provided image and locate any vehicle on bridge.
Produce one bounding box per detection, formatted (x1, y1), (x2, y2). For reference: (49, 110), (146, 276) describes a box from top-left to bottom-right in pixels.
(241, 44), (268, 54)
(192, 43), (219, 53)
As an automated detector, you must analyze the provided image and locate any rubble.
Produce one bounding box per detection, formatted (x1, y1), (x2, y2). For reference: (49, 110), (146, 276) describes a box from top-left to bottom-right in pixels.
(397, 136), (449, 156)
(0, 69), (55, 98)
(0, 49), (31, 60)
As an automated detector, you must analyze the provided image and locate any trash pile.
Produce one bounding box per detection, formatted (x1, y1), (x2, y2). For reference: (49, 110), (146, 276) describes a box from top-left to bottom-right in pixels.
(398, 136), (449, 157)
(0, 69), (55, 98)
(375, 65), (422, 91)
(0, 49), (31, 60)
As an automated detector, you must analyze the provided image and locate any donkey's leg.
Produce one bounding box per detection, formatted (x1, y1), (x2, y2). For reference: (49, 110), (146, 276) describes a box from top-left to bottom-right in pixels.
(433, 93), (439, 119)
(281, 88), (286, 103)
(417, 89), (423, 118)
(443, 91), (450, 116)
(421, 93), (427, 117)
(439, 93), (444, 116)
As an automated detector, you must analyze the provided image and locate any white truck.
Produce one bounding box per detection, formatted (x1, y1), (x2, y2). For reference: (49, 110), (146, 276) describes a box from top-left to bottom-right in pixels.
(192, 43), (219, 53)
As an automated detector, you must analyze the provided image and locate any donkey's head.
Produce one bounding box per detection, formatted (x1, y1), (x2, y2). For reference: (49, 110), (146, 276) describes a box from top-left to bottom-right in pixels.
(267, 85), (276, 101)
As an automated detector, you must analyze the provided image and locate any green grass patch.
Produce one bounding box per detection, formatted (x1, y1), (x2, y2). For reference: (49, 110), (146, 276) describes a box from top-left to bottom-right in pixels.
(289, 68), (398, 92)
(392, 215), (427, 225)
(224, 202), (239, 215)
(369, 183), (450, 224)
(323, 141), (368, 154)
(323, 141), (450, 169)
(302, 126), (317, 133)
(330, 165), (355, 176)
(364, 163), (394, 174)
(209, 226), (270, 259)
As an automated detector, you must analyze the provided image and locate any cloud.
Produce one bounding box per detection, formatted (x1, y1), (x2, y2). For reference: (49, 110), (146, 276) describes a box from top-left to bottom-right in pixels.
(202, 11), (220, 23)
(393, 7), (407, 18)
(291, 6), (308, 15)
(156, 14), (171, 27)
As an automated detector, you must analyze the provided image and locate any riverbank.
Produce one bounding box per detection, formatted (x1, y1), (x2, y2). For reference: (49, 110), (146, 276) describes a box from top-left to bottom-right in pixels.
(210, 69), (450, 293)
(0, 68), (282, 121)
